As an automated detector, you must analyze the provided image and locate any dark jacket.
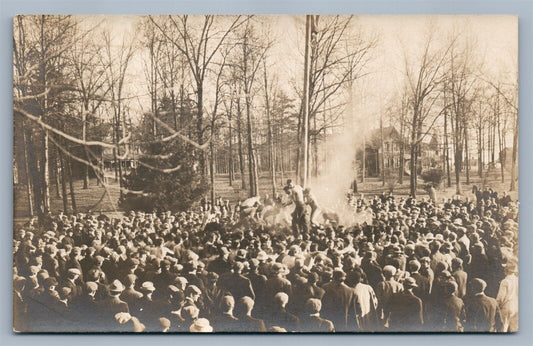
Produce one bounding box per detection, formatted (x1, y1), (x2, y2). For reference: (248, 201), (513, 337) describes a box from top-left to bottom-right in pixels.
(219, 272), (255, 301)
(388, 290), (424, 332)
(264, 306), (300, 332)
(464, 294), (502, 332)
(234, 314), (267, 332)
(321, 281), (357, 332)
(299, 314), (335, 332)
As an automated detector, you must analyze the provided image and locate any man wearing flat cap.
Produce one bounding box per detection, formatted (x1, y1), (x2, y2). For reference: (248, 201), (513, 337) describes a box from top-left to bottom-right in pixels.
(70, 281), (100, 331)
(63, 268), (83, 298)
(321, 269), (357, 332)
(464, 278), (502, 332)
(388, 277), (424, 331)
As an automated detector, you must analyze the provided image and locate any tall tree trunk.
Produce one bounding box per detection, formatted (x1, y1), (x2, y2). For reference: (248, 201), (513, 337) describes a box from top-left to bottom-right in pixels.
(301, 15), (311, 187)
(464, 123), (470, 185)
(246, 100), (258, 197)
(478, 124), (483, 178)
(497, 109), (505, 183)
(41, 129), (50, 214)
(410, 111), (418, 197)
(21, 120), (34, 216)
(454, 112), (462, 195)
(237, 98), (246, 190)
(39, 15), (50, 216)
(510, 113), (518, 191)
(444, 109), (451, 187)
(82, 105), (89, 189)
(197, 83), (205, 176)
(54, 154), (61, 198)
(66, 154), (77, 213)
(362, 134), (366, 184)
(228, 111), (234, 186)
(59, 149), (69, 213)
(380, 114), (385, 186)
(398, 119), (404, 185)
(210, 141), (215, 204)
(264, 67), (276, 197)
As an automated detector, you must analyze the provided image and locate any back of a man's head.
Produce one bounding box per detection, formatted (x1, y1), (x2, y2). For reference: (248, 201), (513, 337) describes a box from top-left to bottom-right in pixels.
(306, 298), (322, 314)
(221, 295), (235, 312)
(274, 292), (289, 307)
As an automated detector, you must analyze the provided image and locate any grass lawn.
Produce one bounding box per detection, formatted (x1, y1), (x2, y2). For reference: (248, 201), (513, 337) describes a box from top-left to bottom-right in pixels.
(14, 168), (517, 221)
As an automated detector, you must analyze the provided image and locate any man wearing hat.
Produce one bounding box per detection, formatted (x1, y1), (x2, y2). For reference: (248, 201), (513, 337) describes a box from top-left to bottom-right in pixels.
(183, 285), (202, 310)
(70, 281), (100, 330)
(431, 281), (465, 332)
(321, 269), (357, 332)
(264, 263), (292, 311)
(189, 317), (213, 332)
(464, 278), (502, 332)
(203, 272), (225, 318)
(388, 277), (424, 331)
(63, 268), (83, 298)
(219, 262), (255, 301)
(134, 281), (164, 332)
(375, 265), (404, 328)
(96, 279), (130, 330)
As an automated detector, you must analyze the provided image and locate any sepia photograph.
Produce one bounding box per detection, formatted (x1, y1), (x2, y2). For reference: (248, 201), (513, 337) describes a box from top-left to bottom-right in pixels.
(12, 14), (518, 333)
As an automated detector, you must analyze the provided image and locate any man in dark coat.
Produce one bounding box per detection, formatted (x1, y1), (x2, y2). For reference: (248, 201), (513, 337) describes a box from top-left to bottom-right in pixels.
(431, 281), (465, 332)
(207, 247), (232, 275)
(96, 279), (130, 331)
(212, 295), (240, 332)
(120, 274), (143, 309)
(464, 278), (502, 332)
(219, 262), (255, 301)
(299, 298), (335, 332)
(321, 269), (357, 332)
(451, 258), (468, 299)
(63, 268), (83, 298)
(263, 263), (292, 307)
(70, 281), (100, 332)
(361, 251), (383, 289)
(234, 296), (267, 332)
(388, 277), (424, 332)
(132, 281), (164, 332)
(264, 292), (300, 332)
(203, 272), (227, 319)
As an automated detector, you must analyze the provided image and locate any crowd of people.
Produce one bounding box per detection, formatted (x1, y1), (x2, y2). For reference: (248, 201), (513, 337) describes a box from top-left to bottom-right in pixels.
(13, 180), (518, 333)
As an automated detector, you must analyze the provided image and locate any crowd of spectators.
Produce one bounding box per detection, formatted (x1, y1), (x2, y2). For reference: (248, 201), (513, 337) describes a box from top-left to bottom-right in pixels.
(13, 186), (518, 333)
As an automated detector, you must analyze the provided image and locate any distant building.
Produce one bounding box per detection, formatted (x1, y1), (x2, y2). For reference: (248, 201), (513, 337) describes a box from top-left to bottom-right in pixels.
(358, 126), (442, 178)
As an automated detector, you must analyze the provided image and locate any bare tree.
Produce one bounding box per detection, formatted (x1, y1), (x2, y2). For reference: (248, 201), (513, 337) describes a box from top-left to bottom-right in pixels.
(402, 24), (454, 197)
(101, 29), (136, 199)
(148, 15), (247, 176)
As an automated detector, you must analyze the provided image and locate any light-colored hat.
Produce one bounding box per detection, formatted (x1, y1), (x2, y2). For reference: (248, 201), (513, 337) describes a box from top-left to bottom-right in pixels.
(67, 268), (81, 276)
(109, 279), (125, 293)
(189, 318), (213, 332)
(140, 281), (156, 292)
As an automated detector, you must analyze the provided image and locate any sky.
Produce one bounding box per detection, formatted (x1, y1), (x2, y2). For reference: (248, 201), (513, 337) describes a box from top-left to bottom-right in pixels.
(76, 15), (517, 129)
